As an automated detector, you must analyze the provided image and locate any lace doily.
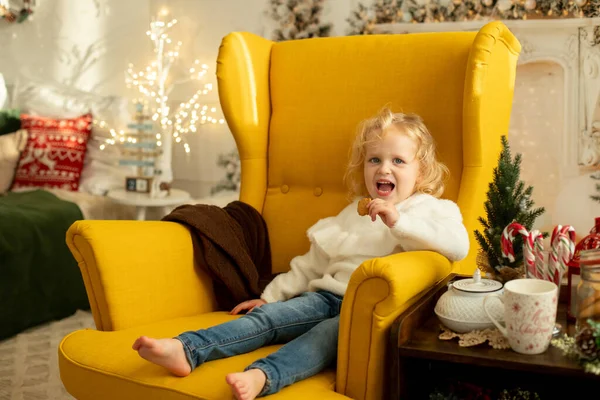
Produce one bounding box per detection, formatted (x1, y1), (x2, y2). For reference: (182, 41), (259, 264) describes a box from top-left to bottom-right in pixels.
(438, 325), (510, 349)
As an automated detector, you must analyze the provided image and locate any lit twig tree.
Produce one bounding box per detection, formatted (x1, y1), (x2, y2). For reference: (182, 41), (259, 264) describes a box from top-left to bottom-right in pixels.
(121, 11), (224, 183)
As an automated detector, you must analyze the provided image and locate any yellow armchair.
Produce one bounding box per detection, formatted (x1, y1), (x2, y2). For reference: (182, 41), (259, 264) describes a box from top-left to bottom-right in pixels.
(59, 22), (520, 400)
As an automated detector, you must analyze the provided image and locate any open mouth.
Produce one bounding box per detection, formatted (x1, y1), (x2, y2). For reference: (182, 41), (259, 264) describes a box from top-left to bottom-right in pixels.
(376, 180), (395, 197)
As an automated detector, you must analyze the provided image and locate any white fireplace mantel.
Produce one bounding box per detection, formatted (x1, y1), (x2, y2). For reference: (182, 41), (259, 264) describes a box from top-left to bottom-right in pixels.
(376, 18), (600, 174)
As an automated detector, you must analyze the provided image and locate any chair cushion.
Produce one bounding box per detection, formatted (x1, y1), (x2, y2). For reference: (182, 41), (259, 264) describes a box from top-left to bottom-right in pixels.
(59, 312), (349, 400)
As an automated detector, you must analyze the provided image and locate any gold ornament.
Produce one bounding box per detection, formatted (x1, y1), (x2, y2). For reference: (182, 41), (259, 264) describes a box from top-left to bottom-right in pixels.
(483, 0), (493, 6)
(575, 0), (587, 6)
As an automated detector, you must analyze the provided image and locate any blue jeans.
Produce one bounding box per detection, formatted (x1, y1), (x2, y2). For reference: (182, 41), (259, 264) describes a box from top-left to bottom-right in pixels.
(175, 291), (342, 396)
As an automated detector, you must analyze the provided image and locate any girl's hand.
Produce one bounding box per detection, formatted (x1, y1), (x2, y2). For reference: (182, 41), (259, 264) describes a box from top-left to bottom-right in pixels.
(368, 198), (400, 228)
(230, 299), (267, 315)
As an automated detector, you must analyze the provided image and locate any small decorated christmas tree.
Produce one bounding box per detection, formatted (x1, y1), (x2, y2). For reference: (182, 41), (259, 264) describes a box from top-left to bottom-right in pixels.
(118, 102), (168, 197)
(474, 136), (545, 282)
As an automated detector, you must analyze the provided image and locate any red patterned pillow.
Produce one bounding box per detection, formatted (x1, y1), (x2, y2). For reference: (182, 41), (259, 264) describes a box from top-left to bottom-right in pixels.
(11, 114), (92, 191)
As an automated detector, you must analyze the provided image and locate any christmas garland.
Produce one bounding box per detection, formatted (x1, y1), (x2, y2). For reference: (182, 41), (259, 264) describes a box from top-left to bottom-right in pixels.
(347, 0), (600, 35)
(430, 384), (541, 400)
(268, 0), (332, 41)
(551, 319), (600, 375)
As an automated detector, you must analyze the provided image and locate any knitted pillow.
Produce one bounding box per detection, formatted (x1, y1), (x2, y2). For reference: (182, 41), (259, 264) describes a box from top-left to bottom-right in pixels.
(11, 114), (92, 191)
(12, 77), (133, 195)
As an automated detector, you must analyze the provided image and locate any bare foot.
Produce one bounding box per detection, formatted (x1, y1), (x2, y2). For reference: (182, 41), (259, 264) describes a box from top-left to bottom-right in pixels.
(226, 369), (267, 400)
(132, 336), (191, 377)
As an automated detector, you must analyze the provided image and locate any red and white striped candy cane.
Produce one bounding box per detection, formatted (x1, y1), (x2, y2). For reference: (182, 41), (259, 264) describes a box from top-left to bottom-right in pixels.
(551, 225), (576, 284)
(550, 225), (561, 249)
(558, 225), (576, 256)
(501, 222), (536, 277)
(501, 222), (528, 261)
(548, 224), (563, 283)
(530, 230), (545, 280)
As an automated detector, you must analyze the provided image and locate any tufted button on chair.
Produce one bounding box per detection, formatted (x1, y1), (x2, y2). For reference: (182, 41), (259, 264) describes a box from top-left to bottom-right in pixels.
(59, 21), (520, 400)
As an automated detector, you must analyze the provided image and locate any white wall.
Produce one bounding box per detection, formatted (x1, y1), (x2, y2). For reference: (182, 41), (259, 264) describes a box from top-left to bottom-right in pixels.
(0, 0), (360, 198)
(0, 0), (151, 96)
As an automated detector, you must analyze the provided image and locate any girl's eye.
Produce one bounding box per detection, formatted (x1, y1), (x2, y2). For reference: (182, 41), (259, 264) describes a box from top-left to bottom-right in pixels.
(393, 158), (404, 164)
(369, 157), (380, 164)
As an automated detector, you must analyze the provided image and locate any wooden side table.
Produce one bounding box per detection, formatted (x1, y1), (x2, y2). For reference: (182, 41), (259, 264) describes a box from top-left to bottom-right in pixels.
(389, 274), (600, 399)
(107, 188), (191, 220)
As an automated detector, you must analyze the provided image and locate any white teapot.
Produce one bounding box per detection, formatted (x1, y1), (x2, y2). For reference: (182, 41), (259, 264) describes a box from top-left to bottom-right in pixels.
(434, 269), (504, 333)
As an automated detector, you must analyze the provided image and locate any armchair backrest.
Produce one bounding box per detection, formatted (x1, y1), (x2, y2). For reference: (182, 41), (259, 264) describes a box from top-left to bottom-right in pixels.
(217, 21), (520, 275)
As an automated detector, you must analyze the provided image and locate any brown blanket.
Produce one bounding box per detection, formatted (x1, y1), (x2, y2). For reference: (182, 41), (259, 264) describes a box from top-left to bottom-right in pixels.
(162, 201), (273, 311)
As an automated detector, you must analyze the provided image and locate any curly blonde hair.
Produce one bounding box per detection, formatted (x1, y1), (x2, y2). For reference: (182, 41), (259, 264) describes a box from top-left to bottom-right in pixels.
(344, 107), (449, 199)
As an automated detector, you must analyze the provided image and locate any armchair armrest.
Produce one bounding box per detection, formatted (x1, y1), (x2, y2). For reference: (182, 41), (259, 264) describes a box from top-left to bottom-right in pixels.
(336, 251), (452, 400)
(66, 220), (217, 331)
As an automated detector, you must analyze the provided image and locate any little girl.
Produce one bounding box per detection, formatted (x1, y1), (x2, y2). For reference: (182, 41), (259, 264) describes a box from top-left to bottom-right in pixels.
(132, 107), (470, 400)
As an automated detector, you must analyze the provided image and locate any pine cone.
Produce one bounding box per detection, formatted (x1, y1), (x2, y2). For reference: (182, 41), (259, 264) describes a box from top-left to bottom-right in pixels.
(575, 328), (600, 360)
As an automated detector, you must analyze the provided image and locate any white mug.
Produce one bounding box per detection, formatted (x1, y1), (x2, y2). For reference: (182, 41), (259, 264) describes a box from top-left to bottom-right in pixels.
(483, 278), (558, 355)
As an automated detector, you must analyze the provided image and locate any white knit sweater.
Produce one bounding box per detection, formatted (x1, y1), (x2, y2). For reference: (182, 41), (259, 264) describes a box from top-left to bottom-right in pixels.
(260, 193), (470, 303)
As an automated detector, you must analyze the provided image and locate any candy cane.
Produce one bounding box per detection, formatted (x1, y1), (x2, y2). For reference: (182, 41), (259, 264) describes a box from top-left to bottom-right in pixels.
(551, 225), (576, 285)
(530, 230), (546, 280)
(553, 235), (569, 284)
(547, 225), (561, 281)
(502, 222), (536, 278)
(548, 245), (559, 283)
(550, 225), (562, 250)
(559, 225), (576, 256)
(502, 222), (528, 261)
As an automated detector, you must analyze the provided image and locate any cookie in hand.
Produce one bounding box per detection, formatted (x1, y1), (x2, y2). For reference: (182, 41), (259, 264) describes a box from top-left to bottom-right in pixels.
(357, 197), (372, 216)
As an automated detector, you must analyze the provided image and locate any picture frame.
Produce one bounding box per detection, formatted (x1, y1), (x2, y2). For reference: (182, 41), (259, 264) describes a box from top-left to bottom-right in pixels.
(125, 176), (152, 193)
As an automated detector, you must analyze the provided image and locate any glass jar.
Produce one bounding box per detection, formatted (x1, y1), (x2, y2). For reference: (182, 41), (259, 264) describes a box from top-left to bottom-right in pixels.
(576, 248), (600, 332)
(567, 260), (580, 322)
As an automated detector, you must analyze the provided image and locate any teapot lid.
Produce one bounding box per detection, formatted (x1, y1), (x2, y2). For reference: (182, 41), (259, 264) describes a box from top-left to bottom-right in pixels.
(452, 269), (503, 293)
